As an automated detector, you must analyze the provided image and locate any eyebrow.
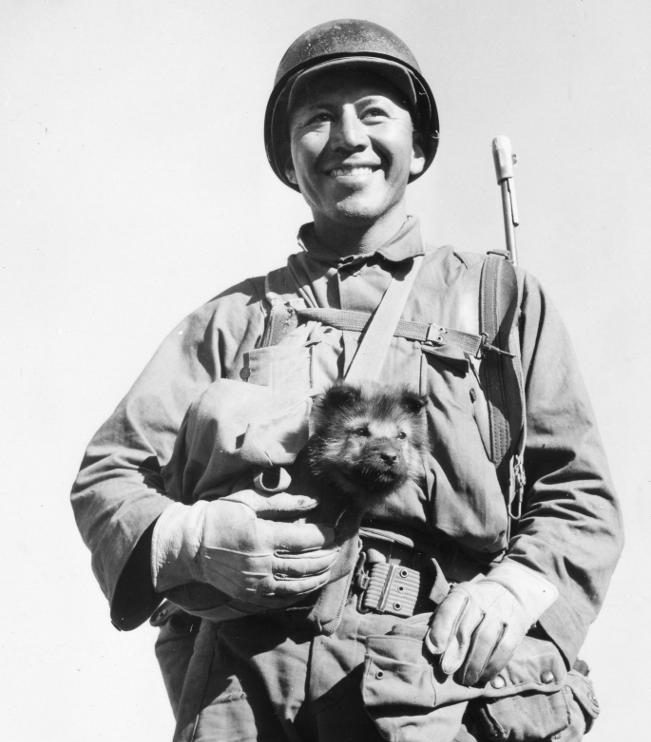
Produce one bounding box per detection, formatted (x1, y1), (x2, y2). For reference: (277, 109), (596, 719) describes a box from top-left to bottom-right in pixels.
(295, 94), (393, 110)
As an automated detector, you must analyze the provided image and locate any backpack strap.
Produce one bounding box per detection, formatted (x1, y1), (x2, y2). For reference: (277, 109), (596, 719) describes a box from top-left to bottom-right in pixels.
(479, 252), (526, 529)
(260, 251), (333, 348)
(260, 268), (309, 347)
(295, 307), (484, 358)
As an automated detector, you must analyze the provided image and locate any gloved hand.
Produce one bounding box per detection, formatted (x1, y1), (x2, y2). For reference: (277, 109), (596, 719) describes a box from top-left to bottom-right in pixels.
(425, 561), (558, 686)
(151, 489), (339, 611)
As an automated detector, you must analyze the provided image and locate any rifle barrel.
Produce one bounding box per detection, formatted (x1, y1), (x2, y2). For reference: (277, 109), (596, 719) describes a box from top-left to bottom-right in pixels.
(492, 136), (519, 265)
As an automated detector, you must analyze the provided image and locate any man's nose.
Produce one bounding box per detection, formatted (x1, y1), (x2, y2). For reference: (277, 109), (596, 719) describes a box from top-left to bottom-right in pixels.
(331, 106), (368, 152)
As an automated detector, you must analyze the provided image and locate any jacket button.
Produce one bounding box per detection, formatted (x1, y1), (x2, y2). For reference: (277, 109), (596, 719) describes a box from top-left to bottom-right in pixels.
(491, 675), (506, 689)
(541, 670), (556, 684)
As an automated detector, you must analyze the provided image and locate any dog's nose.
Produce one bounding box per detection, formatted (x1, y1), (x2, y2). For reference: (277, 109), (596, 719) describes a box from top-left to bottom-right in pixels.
(380, 452), (397, 465)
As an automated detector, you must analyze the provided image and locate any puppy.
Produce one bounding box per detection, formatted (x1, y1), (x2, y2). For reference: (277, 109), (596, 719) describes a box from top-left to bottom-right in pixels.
(302, 383), (429, 633)
(307, 382), (428, 512)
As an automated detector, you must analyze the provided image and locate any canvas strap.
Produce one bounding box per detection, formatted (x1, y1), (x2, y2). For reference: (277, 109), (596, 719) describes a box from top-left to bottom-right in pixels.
(479, 252), (526, 523)
(343, 255), (424, 384)
(296, 307), (484, 357)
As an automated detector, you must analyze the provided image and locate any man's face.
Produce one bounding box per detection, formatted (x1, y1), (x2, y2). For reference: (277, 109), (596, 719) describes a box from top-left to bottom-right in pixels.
(286, 71), (425, 231)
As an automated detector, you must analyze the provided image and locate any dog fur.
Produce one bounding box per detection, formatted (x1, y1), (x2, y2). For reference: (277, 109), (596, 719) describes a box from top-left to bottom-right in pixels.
(307, 383), (428, 510)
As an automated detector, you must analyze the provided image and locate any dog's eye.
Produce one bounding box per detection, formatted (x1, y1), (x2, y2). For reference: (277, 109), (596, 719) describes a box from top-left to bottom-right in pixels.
(397, 431), (407, 440)
(354, 426), (370, 437)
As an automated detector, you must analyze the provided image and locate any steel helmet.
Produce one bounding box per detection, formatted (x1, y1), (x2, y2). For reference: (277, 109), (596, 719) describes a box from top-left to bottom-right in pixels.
(264, 18), (439, 190)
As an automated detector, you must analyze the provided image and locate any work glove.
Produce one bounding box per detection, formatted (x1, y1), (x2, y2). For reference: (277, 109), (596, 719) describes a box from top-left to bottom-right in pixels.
(151, 489), (339, 612)
(425, 561), (558, 687)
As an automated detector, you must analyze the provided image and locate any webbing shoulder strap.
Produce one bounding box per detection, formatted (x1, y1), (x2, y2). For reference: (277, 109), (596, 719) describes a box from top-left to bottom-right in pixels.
(260, 251), (327, 348)
(479, 252), (526, 522)
(295, 307), (484, 357)
(341, 255), (423, 384)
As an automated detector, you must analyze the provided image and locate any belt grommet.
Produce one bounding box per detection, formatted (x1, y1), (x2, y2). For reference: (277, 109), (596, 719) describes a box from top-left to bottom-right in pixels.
(491, 675), (506, 689)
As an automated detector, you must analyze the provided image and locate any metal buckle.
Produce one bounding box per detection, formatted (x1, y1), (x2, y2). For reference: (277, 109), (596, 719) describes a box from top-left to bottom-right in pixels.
(509, 453), (526, 520)
(425, 323), (448, 346)
(359, 562), (421, 617)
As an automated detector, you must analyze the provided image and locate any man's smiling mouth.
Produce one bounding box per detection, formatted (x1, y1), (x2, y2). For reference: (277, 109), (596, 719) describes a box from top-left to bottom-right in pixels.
(326, 165), (380, 177)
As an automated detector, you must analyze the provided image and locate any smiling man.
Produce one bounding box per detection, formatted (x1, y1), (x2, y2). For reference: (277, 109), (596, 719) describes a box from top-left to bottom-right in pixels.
(284, 69), (425, 251)
(72, 18), (622, 742)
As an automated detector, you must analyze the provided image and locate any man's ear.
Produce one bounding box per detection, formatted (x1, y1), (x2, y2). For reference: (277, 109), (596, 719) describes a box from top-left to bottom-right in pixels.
(409, 133), (426, 178)
(285, 161), (297, 185)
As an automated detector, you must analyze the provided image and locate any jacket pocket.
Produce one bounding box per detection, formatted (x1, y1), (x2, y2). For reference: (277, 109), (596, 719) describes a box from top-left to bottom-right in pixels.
(363, 633), (437, 712)
(420, 348), (509, 555)
(362, 630), (467, 742)
(468, 637), (576, 742)
(242, 320), (342, 396)
(242, 341), (311, 393)
(362, 620), (575, 742)
(473, 688), (572, 742)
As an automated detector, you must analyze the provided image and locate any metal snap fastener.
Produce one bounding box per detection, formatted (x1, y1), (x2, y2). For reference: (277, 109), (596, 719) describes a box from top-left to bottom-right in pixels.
(398, 568), (409, 578)
(491, 675), (506, 689)
(541, 670), (556, 684)
(375, 670), (384, 679)
(393, 602), (402, 611)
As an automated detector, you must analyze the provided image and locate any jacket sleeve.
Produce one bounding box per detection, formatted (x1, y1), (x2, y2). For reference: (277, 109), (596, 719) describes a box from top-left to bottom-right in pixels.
(70, 281), (267, 630)
(503, 272), (624, 665)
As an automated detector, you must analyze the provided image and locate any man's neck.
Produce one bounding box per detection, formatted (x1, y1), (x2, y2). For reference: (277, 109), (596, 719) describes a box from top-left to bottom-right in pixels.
(312, 206), (409, 258)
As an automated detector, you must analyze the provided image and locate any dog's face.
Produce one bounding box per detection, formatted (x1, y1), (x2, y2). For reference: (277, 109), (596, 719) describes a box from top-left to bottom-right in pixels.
(308, 383), (428, 501)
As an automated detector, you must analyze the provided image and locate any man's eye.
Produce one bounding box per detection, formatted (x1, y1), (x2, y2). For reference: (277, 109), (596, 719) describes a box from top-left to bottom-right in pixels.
(362, 107), (388, 120)
(307, 112), (332, 124)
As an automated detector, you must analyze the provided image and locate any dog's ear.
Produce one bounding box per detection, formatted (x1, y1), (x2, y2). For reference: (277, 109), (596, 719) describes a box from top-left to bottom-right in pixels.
(321, 383), (362, 411)
(399, 389), (428, 415)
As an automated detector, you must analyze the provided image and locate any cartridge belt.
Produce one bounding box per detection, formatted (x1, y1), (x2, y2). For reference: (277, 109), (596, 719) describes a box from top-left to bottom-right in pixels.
(352, 530), (451, 619)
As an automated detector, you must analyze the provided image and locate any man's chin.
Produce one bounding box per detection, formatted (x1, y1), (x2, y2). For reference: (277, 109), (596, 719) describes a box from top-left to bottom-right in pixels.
(330, 198), (384, 224)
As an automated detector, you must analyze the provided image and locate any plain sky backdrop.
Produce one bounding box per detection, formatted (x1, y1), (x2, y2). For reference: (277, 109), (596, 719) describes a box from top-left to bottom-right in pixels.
(2, 1), (650, 740)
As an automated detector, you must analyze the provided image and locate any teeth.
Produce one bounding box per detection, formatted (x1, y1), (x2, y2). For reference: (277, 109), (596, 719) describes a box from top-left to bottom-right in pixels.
(330, 166), (374, 176)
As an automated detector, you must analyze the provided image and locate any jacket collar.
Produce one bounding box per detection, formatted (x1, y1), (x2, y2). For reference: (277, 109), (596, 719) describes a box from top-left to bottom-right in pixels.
(297, 215), (425, 268)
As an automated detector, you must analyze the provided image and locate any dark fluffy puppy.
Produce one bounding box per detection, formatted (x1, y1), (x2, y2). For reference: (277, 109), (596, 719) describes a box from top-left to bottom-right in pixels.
(300, 384), (428, 633)
(307, 383), (428, 510)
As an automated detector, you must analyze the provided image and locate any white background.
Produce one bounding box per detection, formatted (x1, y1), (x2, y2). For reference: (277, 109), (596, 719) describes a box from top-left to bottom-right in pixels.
(2, 1), (649, 740)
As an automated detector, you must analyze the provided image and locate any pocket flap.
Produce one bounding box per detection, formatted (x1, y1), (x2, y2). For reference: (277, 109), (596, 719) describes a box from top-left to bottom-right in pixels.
(363, 634), (437, 711)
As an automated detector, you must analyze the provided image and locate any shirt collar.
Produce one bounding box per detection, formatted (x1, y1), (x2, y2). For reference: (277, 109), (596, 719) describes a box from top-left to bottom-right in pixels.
(297, 215), (425, 268)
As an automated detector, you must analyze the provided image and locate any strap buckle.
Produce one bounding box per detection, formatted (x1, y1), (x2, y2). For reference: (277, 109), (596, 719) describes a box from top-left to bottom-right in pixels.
(358, 562), (421, 617)
(479, 332), (516, 358)
(509, 453), (526, 520)
(425, 323), (448, 346)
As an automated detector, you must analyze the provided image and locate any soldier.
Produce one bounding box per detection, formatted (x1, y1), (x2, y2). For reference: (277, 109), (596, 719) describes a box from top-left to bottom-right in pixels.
(72, 18), (623, 742)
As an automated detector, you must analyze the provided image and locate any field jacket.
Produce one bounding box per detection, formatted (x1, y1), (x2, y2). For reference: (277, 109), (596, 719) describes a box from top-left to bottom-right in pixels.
(71, 216), (623, 668)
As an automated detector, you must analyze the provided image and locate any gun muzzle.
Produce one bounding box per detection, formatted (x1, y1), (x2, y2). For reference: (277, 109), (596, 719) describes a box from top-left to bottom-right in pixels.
(492, 135), (519, 264)
(492, 136), (515, 183)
